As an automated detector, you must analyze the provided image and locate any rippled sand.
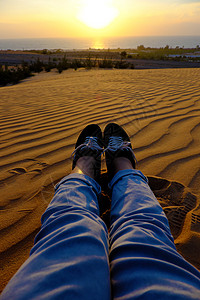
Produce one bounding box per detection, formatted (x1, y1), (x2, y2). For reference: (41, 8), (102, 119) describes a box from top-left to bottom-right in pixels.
(0, 68), (200, 291)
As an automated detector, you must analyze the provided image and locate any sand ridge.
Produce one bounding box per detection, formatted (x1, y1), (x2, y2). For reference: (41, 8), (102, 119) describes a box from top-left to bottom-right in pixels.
(0, 68), (200, 292)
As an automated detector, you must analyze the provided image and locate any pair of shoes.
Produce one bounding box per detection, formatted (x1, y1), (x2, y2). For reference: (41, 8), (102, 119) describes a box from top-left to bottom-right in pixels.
(72, 123), (136, 181)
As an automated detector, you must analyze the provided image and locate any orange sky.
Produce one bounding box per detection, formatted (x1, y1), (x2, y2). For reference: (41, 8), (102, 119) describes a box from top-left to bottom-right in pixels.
(0, 0), (200, 38)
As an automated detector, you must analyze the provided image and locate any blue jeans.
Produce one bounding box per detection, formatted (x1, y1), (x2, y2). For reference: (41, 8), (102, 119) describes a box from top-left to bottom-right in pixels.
(1, 170), (200, 299)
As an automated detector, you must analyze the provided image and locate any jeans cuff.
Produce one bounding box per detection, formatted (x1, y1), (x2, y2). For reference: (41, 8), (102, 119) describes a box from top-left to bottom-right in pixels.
(55, 173), (101, 195)
(108, 169), (148, 190)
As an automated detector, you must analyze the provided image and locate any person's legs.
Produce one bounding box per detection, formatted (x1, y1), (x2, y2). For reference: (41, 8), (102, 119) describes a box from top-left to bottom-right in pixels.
(1, 125), (111, 300)
(109, 167), (200, 299)
(104, 123), (200, 299)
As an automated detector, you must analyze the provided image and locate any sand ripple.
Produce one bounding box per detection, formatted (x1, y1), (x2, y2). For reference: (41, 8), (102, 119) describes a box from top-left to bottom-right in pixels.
(0, 68), (200, 291)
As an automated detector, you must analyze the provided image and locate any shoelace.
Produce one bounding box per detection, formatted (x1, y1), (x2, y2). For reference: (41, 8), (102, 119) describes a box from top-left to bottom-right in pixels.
(102, 136), (131, 153)
(71, 136), (103, 158)
(103, 136), (137, 162)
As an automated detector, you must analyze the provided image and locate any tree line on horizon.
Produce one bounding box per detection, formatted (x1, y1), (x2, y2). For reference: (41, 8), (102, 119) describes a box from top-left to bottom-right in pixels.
(1, 45), (200, 86)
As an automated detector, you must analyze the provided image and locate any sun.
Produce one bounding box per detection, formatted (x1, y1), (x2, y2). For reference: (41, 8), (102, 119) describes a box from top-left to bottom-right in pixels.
(78, 0), (118, 29)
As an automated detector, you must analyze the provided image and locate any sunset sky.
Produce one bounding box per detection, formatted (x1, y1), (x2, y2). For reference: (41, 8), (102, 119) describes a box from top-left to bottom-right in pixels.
(0, 0), (200, 39)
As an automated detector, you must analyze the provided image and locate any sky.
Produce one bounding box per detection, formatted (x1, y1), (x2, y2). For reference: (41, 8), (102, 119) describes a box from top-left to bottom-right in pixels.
(0, 0), (200, 39)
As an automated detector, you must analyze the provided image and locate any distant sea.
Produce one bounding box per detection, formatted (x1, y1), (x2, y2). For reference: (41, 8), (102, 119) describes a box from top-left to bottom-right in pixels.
(0, 36), (200, 51)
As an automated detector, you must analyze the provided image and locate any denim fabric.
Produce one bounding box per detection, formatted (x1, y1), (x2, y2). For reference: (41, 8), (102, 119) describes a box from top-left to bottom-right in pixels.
(1, 174), (110, 300)
(1, 171), (200, 299)
(109, 170), (200, 299)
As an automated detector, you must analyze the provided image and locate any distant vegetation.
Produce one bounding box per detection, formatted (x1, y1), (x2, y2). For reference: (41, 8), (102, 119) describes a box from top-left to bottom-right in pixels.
(0, 54), (134, 86)
(0, 63), (33, 86)
(23, 45), (200, 62)
(1, 45), (200, 86)
(125, 45), (200, 61)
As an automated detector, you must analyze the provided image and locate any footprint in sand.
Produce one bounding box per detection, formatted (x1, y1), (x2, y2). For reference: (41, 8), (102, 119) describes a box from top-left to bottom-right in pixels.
(26, 158), (49, 167)
(99, 173), (198, 241)
(9, 167), (28, 174)
(9, 167), (43, 175)
(191, 213), (200, 225)
(29, 169), (43, 175)
(148, 176), (197, 238)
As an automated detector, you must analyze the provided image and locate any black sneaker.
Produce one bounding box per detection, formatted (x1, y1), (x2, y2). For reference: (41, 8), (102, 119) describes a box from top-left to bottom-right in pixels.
(72, 124), (103, 180)
(103, 123), (136, 176)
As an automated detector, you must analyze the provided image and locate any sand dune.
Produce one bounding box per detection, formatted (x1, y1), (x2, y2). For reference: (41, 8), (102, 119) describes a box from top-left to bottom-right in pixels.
(0, 68), (200, 291)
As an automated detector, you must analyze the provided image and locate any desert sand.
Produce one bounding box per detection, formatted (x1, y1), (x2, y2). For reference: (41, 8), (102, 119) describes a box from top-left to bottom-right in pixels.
(0, 68), (200, 292)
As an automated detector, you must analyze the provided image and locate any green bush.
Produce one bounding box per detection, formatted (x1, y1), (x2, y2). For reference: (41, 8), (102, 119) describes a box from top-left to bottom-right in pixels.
(98, 58), (113, 69)
(0, 64), (33, 86)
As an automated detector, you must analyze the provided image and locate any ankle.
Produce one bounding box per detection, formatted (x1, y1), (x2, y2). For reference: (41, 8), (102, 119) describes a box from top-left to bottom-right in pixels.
(71, 156), (97, 179)
(109, 157), (134, 178)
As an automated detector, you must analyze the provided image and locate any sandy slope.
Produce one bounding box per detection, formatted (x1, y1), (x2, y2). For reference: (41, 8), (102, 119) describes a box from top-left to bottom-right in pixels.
(0, 68), (200, 292)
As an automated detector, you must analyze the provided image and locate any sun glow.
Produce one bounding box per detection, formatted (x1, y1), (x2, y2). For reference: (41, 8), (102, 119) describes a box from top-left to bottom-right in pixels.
(78, 0), (118, 29)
